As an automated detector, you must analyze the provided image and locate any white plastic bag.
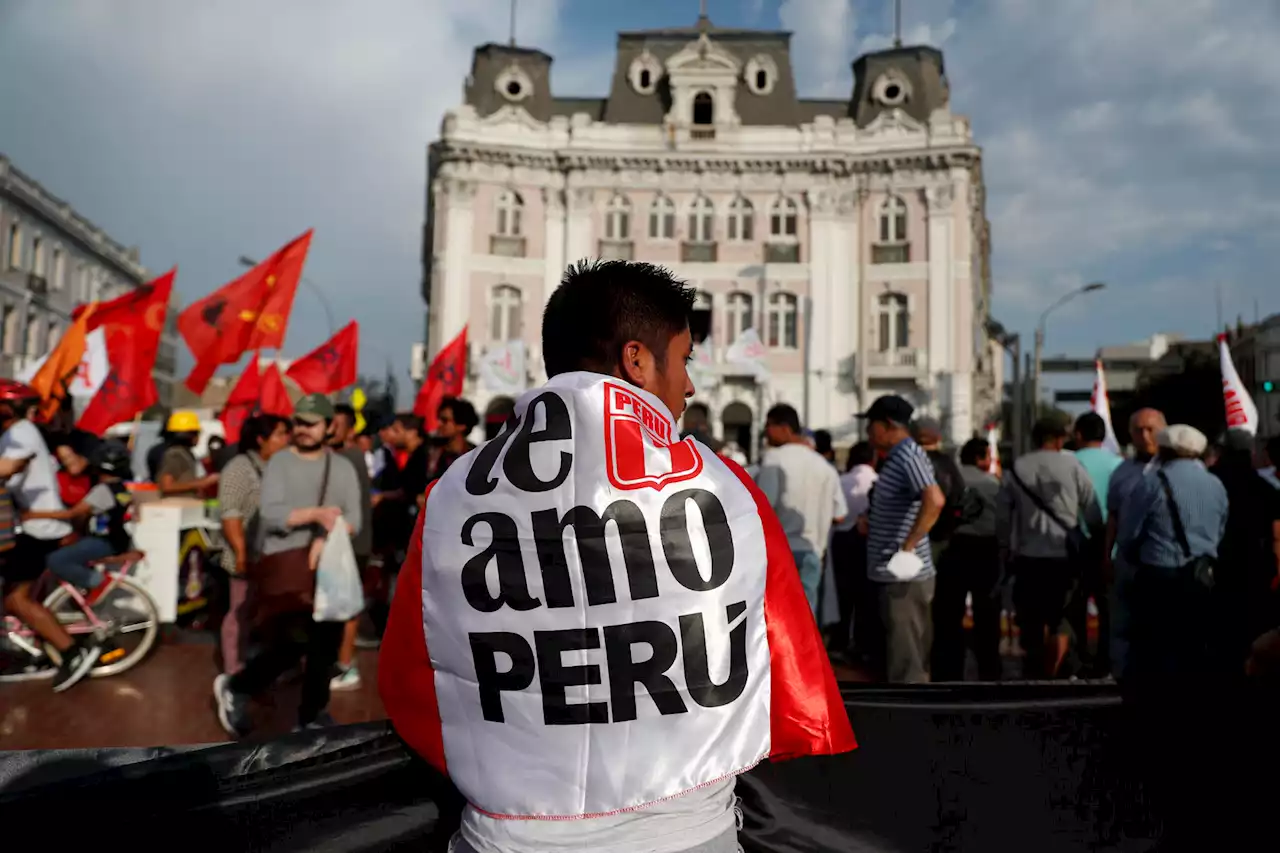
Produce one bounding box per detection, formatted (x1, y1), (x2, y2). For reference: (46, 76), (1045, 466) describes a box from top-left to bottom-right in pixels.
(885, 550), (925, 581)
(313, 519), (363, 622)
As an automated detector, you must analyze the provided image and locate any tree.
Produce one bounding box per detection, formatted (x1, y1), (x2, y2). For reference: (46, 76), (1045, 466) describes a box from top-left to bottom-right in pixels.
(1115, 348), (1225, 441)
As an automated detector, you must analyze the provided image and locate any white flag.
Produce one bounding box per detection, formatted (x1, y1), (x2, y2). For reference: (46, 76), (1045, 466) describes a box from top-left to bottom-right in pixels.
(1089, 360), (1121, 454)
(1219, 334), (1259, 434)
(725, 327), (769, 379)
(16, 327), (109, 399)
(688, 335), (718, 390)
(478, 340), (527, 397)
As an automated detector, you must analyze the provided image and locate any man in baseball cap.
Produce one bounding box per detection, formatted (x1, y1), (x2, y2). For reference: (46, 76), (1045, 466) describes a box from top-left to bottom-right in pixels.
(857, 395), (946, 682)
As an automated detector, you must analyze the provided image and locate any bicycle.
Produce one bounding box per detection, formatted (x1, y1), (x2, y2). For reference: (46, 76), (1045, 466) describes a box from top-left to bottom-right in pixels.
(1, 551), (161, 682)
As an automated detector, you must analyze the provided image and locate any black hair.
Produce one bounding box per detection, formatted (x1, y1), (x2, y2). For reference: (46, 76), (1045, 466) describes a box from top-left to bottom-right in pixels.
(439, 397), (479, 432)
(1032, 417), (1070, 448)
(332, 403), (356, 425)
(238, 414), (289, 456)
(765, 404), (801, 434)
(813, 429), (833, 455)
(1267, 435), (1280, 465)
(542, 260), (696, 377)
(960, 437), (991, 467)
(1074, 411), (1108, 444)
(846, 440), (875, 471)
(394, 412), (424, 436)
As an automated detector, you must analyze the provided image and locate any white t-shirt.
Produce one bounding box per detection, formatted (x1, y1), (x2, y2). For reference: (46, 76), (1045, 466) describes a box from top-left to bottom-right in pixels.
(0, 420), (72, 541)
(458, 777), (737, 853)
(755, 442), (849, 555)
(834, 464), (878, 532)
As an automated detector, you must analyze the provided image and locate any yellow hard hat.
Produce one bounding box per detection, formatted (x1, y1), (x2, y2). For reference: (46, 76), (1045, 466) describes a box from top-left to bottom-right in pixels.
(166, 410), (201, 433)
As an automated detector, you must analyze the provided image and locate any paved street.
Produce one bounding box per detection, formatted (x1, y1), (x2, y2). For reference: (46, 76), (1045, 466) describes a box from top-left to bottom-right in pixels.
(0, 642), (386, 750)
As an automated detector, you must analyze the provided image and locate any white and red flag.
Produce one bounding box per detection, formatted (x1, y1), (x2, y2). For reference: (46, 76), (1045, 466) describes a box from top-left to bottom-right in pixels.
(379, 372), (855, 819)
(1218, 333), (1259, 434)
(1090, 360), (1121, 454)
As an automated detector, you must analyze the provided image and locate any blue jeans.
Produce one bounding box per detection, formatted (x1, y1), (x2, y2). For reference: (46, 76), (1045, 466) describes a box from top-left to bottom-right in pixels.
(46, 536), (112, 590)
(794, 549), (822, 616)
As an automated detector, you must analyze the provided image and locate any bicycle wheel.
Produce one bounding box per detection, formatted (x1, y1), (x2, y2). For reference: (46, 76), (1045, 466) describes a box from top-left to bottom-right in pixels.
(43, 576), (161, 677)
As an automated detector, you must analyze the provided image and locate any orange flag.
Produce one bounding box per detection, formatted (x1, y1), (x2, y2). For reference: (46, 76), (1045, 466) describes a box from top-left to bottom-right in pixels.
(178, 229), (312, 394)
(285, 321), (358, 395)
(260, 363), (294, 417)
(30, 304), (96, 421)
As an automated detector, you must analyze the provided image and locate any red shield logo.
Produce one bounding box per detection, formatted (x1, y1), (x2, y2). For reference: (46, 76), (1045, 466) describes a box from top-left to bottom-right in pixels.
(603, 383), (704, 491)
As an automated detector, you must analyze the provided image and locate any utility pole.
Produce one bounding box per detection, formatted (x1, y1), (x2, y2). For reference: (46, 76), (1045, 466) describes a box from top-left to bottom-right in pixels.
(893, 0), (903, 48)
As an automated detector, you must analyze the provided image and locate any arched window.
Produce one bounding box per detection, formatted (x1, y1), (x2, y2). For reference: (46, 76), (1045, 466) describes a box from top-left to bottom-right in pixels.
(24, 315), (41, 357)
(726, 292), (754, 344)
(649, 195), (675, 240)
(769, 197), (798, 238)
(877, 292), (910, 352)
(879, 195), (908, 243)
(727, 196), (754, 242)
(690, 291), (712, 344)
(495, 189), (524, 237)
(692, 92), (714, 125)
(30, 237), (44, 276)
(47, 320), (61, 350)
(490, 284), (523, 342)
(52, 248), (65, 290)
(6, 224), (19, 270)
(688, 195), (715, 242)
(766, 292), (798, 349)
(605, 194), (632, 240)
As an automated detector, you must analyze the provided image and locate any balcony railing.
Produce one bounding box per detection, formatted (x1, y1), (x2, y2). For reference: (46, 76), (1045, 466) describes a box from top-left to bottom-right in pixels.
(689, 127), (716, 140)
(764, 242), (800, 264)
(871, 242), (910, 264)
(681, 241), (717, 263)
(597, 239), (634, 261)
(866, 347), (927, 379)
(489, 235), (526, 258)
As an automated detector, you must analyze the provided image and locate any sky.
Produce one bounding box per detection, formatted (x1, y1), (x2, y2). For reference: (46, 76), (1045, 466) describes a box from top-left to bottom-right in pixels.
(1, 0), (1277, 405)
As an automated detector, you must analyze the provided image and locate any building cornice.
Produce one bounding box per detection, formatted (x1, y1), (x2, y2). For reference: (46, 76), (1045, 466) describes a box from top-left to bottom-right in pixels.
(430, 139), (980, 177)
(0, 154), (149, 283)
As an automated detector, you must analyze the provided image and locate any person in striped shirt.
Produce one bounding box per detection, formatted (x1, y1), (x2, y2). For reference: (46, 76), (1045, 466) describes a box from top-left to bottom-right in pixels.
(860, 395), (946, 683)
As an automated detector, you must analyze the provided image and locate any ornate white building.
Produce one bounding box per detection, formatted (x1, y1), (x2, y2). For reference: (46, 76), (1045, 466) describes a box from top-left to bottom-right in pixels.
(422, 14), (998, 455)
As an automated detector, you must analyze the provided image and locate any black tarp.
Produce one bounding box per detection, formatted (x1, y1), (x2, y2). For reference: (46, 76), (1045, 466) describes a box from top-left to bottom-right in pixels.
(2, 683), (1277, 851)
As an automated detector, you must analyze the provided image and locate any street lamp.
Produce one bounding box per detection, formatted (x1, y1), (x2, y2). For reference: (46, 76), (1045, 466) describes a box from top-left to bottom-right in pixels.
(238, 255), (336, 337)
(1032, 282), (1106, 420)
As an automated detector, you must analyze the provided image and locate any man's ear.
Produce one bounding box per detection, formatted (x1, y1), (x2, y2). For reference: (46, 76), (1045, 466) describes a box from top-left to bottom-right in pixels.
(619, 340), (649, 388)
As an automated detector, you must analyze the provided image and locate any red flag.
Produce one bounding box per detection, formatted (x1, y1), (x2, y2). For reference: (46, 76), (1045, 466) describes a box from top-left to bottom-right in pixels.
(75, 270), (175, 436)
(260, 363), (293, 417)
(412, 327), (466, 432)
(178, 230), (312, 394)
(285, 320), (358, 395)
(219, 354), (262, 445)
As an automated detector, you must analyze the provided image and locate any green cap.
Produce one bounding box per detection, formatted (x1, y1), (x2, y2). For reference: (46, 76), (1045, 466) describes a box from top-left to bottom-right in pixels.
(293, 393), (334, 424)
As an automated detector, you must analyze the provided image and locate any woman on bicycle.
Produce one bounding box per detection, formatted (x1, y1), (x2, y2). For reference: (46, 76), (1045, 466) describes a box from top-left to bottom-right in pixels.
(23, 440), (138, 602)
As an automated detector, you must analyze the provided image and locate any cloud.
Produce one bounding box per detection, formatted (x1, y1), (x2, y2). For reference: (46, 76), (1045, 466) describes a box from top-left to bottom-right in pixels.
(776, 0), (1280, 352)
(0, 0), (569, 391)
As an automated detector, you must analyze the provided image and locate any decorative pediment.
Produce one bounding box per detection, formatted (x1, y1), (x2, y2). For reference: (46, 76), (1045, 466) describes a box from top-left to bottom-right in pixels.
(479, 103), (546, 131)
(861, 107), (925, 139)
(666, 32), (741, 75)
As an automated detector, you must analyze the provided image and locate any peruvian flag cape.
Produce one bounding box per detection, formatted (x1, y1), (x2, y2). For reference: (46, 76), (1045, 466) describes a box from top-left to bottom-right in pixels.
(380, 372), (855, 819)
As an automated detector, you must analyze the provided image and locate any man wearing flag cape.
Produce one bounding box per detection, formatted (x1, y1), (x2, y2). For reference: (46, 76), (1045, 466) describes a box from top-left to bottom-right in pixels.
(381, 260), (854, 853)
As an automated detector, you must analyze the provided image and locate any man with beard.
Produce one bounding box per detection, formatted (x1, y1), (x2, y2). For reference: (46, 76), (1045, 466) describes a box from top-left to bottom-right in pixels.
(427, 397), (479, 495)
(214, 394), (363, 737)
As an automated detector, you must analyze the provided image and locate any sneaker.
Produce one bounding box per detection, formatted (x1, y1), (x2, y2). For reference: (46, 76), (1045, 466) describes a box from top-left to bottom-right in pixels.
(52, 641), (101, 693)
(213, 673), (252, 738)
(329, 663), (362, 692)
(293, 710), (338, 732)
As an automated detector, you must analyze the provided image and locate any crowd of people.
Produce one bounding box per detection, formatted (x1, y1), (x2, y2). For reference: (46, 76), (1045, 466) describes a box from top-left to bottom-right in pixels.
(746, 392), (1280, 685)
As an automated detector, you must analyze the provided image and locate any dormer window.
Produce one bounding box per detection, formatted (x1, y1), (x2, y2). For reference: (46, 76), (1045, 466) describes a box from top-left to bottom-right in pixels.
(744, 54), (777, 96)
(640, 69), (652, 90)
(494, 64), (533, 103)
(872, 73), (911, 107)
(630, 50), (662, 95)
(692, 92), (714, 125)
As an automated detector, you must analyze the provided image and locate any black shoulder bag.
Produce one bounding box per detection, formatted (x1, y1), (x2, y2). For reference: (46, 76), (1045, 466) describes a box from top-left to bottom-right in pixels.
(1155, 470), (1216, 592)
(250, 451), (332, 624)
(1008, 469), (1089, 563)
